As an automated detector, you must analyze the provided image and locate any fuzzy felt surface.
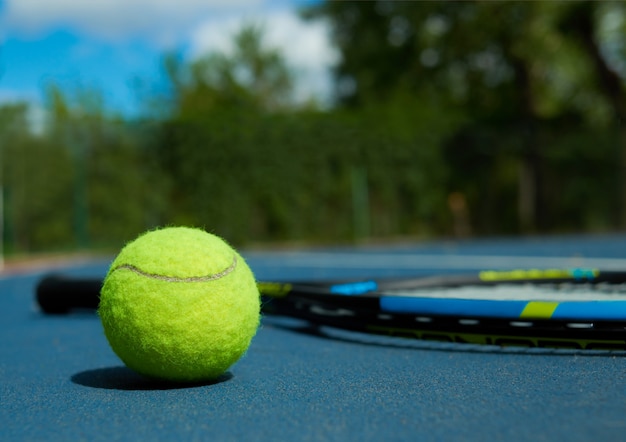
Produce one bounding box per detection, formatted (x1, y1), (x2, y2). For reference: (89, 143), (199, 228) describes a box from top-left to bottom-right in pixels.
(98, 227), (260, 382)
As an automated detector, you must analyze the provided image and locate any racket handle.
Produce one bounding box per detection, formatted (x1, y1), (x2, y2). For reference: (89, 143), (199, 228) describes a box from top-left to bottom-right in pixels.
(36, 274), (102, 314)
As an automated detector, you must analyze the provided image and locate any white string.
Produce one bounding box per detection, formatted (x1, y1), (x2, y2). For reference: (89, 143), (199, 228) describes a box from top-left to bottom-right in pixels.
(386, 283), (626, 301)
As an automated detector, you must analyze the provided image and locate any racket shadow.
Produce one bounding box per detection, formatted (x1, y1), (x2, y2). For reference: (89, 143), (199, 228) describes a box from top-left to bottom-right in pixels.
(263, 317), (626, 358)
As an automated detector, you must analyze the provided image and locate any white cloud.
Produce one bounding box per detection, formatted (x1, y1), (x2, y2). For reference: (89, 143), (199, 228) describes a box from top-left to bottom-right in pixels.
(191, 11), (339, 105)
(1, 0), (339, 107)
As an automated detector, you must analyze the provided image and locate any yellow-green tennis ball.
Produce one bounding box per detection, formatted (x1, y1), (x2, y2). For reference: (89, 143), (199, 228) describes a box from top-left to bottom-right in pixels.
(98, 226), (260, 383)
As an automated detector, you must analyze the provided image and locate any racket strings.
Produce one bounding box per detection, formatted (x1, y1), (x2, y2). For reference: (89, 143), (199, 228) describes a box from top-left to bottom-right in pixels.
(385, 283), (626, 301)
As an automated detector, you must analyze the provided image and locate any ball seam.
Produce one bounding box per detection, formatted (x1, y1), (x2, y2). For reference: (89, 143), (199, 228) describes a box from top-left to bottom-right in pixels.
(109, 255), (238, 282)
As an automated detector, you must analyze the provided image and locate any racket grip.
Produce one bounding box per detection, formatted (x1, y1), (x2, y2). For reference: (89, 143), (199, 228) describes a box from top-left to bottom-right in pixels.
(36, 274), (102, 314)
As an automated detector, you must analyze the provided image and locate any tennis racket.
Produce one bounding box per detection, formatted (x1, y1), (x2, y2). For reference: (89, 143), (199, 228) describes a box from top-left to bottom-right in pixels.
(36, 268), (626, 350)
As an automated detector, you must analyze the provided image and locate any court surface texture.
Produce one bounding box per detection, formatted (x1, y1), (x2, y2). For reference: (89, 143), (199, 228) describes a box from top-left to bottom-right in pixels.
(2, 234), (626, 441)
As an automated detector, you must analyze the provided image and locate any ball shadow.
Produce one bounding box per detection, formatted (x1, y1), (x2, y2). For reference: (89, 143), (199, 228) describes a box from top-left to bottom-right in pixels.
(71, 366), (233, 390)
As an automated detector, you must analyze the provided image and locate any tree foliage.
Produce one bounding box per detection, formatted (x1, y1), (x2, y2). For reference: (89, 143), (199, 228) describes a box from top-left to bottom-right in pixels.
(309, 1), (626, 233)
(1, 2), (626, 254)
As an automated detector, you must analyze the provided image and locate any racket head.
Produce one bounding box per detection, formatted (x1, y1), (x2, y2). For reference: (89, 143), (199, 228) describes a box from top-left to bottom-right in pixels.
(259, 269), (626, 350)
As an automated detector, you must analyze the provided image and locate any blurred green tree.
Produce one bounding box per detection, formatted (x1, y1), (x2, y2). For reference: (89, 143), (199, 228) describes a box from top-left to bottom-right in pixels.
(0, 102), (74, 251)
(157, 25), (298, 241)
(157, 23), (456, 242)
(3, 2), (625, 253)
(306, 1), (626, 234)
(47, 86), (166, 248)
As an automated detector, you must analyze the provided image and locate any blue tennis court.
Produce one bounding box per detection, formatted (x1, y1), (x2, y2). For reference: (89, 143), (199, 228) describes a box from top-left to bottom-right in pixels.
(2, 234), (626, 441)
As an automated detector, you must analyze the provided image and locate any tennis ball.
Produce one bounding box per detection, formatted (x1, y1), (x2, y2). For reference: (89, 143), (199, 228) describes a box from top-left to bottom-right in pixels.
(98, 226), (260, 383)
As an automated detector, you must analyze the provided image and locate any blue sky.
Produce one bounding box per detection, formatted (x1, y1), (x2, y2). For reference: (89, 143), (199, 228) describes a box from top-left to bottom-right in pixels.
(0, 0), (336, 116)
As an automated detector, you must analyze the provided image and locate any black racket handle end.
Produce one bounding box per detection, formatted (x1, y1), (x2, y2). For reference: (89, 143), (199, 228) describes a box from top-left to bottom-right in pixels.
(36, 274), (102, 314)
